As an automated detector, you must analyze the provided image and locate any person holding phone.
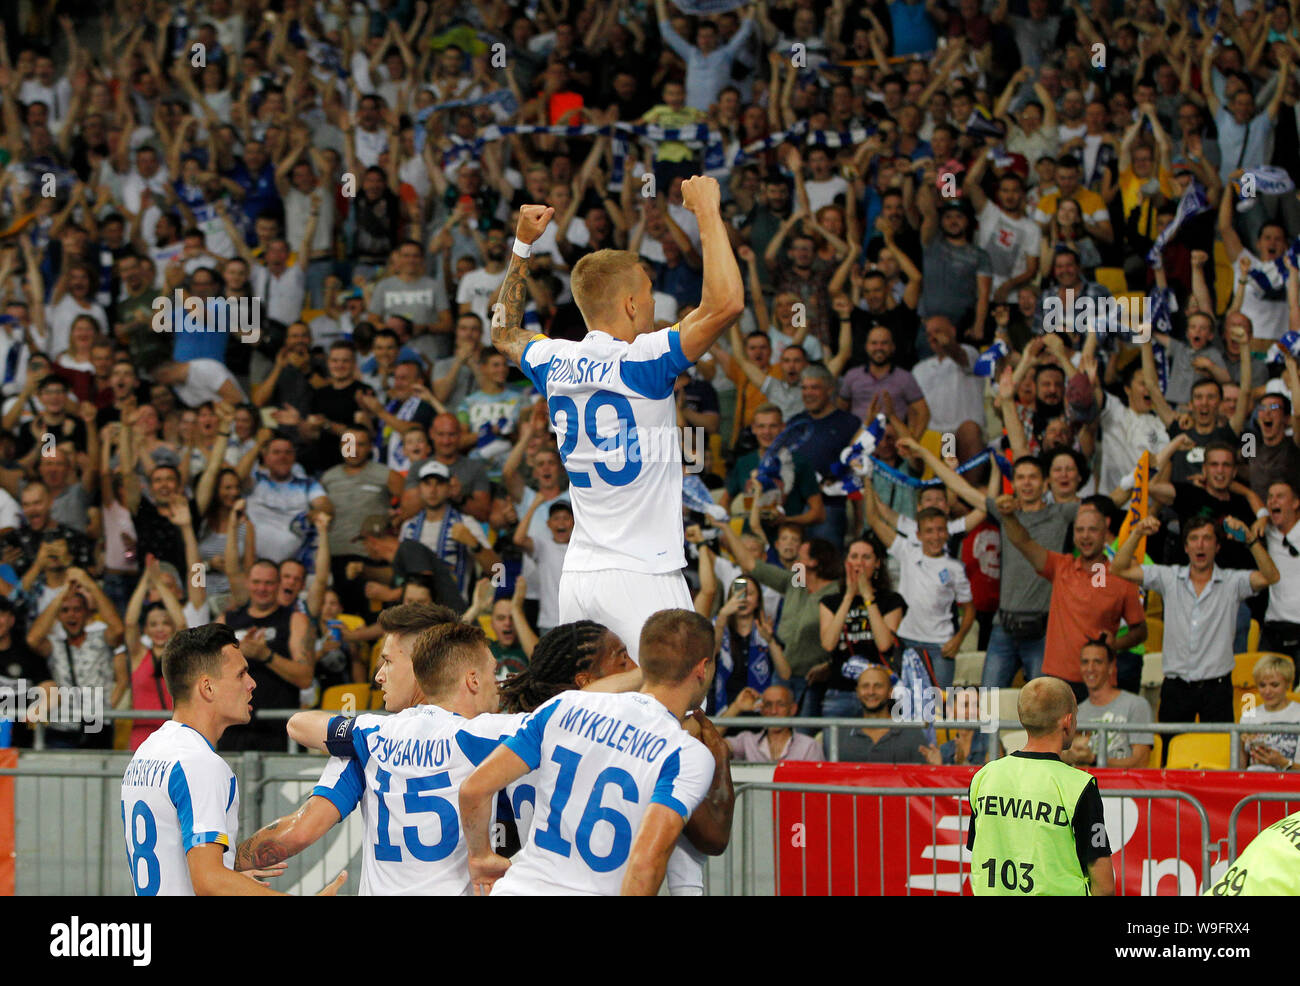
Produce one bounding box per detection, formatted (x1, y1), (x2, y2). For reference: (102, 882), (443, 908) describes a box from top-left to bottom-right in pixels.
(696, 560), (790, 714)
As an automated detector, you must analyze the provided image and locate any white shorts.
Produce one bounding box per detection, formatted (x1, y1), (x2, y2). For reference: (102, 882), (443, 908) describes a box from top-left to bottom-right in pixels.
(557, 569), (693, 663)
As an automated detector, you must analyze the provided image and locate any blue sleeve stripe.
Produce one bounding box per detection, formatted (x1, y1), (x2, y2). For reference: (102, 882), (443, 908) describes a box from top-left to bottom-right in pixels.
(503, 699), (561, 770)
(226, 775), (237, 812)
(621, 330), (693, 400)
(667, 328), (690, 373)
(311, 758), (364, 818)
(519, 335), (551, 394)
(354, 724), (380, 768)
(650, 748), (689, 819)
(169, 763), (229, 853)
(455, 728), (505, 766)
(650, 793), (690, 819)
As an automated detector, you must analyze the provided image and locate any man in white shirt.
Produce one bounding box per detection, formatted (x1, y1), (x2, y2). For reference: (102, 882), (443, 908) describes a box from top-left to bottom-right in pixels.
(1218, 193), (1291, 344)
(251, 238), (307, 329)
(456, 225), (509, 341)
(1261, 478), (1300, 660)
(1091, 351), (1170, 495)
(802, 147), (850, 213)
(46, 264), (109, 357)
(119, 145), (171, 216)
(352, 94), (391, 169)
(966, 156), (1041, 301)
(912, 317), (985, 465)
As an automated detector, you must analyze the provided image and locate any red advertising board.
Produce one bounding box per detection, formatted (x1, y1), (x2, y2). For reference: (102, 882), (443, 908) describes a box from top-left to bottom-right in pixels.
(771, 762), (1300, 896)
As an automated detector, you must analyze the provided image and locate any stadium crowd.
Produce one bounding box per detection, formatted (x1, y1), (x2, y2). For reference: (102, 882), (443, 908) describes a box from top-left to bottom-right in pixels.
(0, 0), (1299, 769)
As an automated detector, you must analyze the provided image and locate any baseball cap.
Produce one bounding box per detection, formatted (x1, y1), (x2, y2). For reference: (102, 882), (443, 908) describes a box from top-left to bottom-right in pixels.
(418, 460), (452, 482)
(352, 514), (393, 541)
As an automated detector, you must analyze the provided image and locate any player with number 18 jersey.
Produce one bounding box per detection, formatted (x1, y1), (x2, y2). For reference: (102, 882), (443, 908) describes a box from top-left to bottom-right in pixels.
(120, 720), (239, 896)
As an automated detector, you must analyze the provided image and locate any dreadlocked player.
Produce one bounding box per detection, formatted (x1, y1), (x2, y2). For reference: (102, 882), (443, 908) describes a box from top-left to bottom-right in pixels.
(499, 621), (634, 713)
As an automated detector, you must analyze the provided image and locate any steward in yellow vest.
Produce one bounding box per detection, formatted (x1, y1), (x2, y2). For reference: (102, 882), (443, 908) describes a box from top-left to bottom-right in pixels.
(967, 677), (1116, 896)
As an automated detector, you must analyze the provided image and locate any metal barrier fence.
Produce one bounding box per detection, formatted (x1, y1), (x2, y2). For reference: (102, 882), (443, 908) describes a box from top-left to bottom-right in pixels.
(26, 711), (1300, 768)
(1226, 793), (1300, 859)
(0, 754), (1243, 896)
(703, 782), (1213, 896)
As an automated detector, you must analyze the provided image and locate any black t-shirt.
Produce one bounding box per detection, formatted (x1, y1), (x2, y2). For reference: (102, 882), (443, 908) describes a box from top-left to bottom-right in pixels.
(1167, 422), (1239, 485)
(220, 604), (299, 752)
(819, 589), (906, 688)
(682, 379), (720, 418)
(849, 305), (920, 372)
(14, 416), (89, 459)
(310, 380), (374, 471)
(132, 496), (197, 577)
(0, 638), (50, 748)
(1168, 483), (1255, 570)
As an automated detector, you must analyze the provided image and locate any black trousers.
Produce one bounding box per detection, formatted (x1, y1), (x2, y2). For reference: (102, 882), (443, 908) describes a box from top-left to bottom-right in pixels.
(1159, 674), (1234, 725)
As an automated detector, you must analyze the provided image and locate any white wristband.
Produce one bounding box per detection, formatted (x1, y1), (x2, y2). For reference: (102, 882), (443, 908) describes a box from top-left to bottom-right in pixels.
(512, 239), (531, 258)
(1258, 507), (1271, 519)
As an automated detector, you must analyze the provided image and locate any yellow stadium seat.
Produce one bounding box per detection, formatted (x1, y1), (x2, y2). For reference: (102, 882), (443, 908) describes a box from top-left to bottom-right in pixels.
(1165, 733), (1231, 770)
(1094, 267), (1128, 296)
(1248, 620), (1260, 653)
(1232, 653), (1258, 690)
(917, 430), (946, 480)
(1145, 589), (1162, 617)
(320, 683), (370, 712)
(1145, 617), (1163, 653)
(1148, 734), (1162, 768)
(369, 689), (387, 710)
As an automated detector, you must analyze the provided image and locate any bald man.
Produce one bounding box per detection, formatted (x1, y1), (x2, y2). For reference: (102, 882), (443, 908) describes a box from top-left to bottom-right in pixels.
(965, 677), (1115, 896)
(718, 685), (825, 762)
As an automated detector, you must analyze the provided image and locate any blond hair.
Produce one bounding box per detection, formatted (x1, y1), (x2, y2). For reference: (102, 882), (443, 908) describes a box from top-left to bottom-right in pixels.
(1018, 677), (1077, 737)
(1253, 653), (1296, 689)
(569, 249), (643, 327)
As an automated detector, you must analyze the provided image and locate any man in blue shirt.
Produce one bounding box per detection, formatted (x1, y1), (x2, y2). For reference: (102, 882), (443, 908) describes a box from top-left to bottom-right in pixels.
(655, 0), (757, 112)
(786, 365), (860, 545)
(225, 140), (280, 244)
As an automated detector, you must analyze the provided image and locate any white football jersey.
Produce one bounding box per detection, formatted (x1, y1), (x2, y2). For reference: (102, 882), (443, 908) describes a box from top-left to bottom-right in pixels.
(519, 328), (693, 574)
(491, 690), (714, 896)
(313, 706), (525, 895)
(120, 721), (238, 896)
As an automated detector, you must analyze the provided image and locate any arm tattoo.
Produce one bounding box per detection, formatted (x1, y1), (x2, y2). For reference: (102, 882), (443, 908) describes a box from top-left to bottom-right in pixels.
(491, 253), (534, 365)
(235, 819), (290, 871)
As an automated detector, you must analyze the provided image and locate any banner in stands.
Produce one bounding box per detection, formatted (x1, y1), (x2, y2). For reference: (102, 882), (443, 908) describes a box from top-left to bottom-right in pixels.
(771, 763), (1300, 896)
(0, 749), (13, 896)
